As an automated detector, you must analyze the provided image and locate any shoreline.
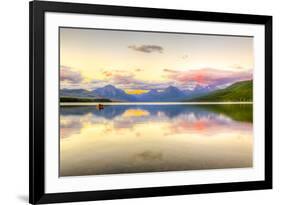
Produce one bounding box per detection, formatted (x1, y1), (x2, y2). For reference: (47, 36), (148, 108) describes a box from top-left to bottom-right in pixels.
(60, 102), (253, 106)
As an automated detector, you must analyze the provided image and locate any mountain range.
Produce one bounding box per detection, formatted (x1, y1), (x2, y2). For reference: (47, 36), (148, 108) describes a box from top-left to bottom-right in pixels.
(60, 84), (206, 102)
(60, 80), (252, 102)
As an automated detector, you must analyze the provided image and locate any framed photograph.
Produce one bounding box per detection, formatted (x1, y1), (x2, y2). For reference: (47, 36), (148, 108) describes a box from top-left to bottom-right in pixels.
(29, 1), (272, 204)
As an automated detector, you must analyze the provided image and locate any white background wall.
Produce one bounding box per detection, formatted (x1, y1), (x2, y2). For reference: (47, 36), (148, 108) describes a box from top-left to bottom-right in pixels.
(0, 0), (279, 204)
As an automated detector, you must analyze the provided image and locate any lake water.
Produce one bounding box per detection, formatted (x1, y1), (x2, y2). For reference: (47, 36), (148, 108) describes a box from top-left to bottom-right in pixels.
(60, 104), (253, 177)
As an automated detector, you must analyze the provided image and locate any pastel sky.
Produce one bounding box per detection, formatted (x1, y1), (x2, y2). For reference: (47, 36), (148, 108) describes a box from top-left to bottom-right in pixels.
(60, 27), (253, 94)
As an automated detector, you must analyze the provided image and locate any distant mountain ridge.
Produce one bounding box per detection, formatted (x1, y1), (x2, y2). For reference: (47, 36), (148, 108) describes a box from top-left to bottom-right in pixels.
(60, 81), (252, 102)
(60, 85), (188, 102)
(60, 85), (135, 102)
(135, 86), (186, 102)
(91, 84), (136, 101)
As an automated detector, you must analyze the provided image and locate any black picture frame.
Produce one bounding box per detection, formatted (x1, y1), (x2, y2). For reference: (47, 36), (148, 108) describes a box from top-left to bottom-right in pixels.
(29, 1), (272, 204)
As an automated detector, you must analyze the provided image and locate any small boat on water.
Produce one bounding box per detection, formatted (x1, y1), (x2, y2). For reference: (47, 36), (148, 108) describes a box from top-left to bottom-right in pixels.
(96, 104), (104, 110)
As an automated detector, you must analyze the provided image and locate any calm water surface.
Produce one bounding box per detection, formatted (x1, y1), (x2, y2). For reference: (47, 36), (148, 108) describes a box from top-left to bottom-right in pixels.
(60, 104), (253, 176)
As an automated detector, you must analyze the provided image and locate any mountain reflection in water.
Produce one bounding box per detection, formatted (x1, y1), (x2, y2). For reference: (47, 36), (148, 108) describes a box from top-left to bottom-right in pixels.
(60, 104), (253, 176)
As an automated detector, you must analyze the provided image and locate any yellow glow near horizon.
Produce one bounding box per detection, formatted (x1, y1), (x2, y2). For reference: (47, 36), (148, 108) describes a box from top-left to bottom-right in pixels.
(125, 89), (149, 95)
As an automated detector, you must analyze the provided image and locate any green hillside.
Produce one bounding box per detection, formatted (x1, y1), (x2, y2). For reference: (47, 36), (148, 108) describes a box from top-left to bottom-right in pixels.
(188, 80), (253, 102)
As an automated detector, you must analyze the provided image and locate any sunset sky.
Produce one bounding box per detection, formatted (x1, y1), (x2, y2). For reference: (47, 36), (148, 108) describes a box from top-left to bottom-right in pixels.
(60, 27), (253, 94)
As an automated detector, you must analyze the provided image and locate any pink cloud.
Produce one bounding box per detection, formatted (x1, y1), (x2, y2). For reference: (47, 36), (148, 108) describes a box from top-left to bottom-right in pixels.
(112, 74), (135, 84)
(166, 68), (252, 87)
(60, 66), (83, 84)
